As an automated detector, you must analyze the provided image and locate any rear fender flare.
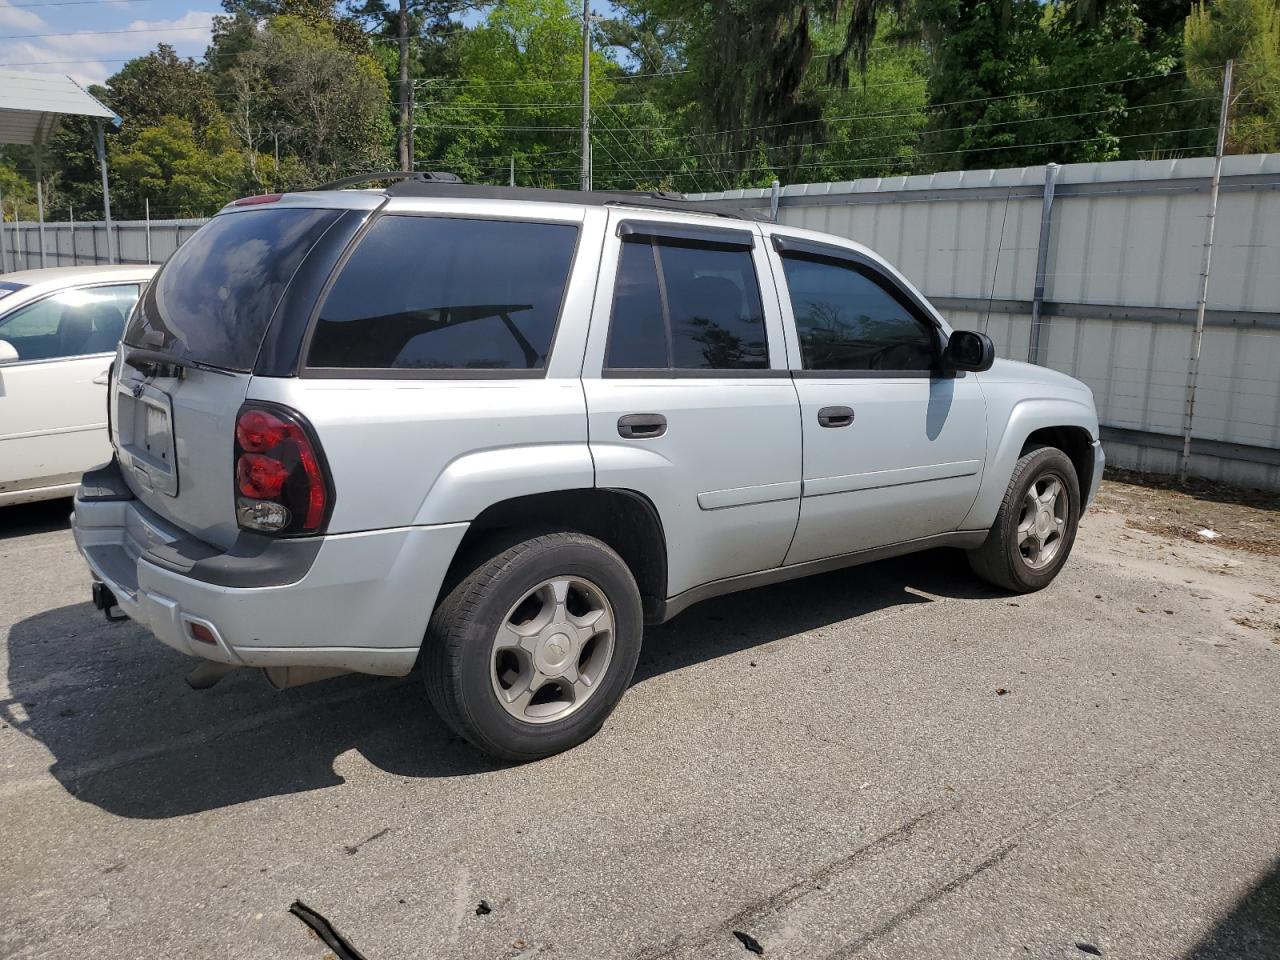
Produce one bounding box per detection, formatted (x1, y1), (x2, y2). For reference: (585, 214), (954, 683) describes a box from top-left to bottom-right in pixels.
(412, 443), (596, 527)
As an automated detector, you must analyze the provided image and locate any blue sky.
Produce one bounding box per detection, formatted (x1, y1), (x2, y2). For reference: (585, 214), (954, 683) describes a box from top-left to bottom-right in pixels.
(0, 0), (222, 86)
(0, 1), (618, 88)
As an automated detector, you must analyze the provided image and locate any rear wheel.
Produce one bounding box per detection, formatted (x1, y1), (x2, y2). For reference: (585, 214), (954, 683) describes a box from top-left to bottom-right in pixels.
(422, 531), (643, 761)
(967, 446), (1081, 593)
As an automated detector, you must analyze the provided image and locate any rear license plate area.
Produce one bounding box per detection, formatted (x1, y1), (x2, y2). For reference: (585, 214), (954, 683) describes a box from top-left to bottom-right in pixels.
(116, 380), (178, 497)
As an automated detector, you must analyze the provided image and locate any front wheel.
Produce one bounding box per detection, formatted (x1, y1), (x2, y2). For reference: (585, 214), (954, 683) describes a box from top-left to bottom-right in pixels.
(967, 446), (1081, 593)
(422, 531), (643, 762)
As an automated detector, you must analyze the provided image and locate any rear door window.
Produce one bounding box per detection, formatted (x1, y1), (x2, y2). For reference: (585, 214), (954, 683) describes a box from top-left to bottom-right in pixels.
(605, 237), (769, 372)
(307, 216), (579, 373)
(124, 206), (340, 372)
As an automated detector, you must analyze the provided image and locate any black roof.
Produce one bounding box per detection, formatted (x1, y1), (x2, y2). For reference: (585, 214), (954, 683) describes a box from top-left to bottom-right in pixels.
(306, 171), (756, 220)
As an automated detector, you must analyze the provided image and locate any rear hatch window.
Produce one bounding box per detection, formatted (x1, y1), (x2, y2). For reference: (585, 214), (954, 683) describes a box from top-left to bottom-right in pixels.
(124, 206), (340, 372)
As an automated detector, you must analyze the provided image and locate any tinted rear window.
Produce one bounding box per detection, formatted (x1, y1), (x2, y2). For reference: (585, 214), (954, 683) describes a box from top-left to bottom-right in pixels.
(307, 216), (578, 372)
(124, 207), (340, 371)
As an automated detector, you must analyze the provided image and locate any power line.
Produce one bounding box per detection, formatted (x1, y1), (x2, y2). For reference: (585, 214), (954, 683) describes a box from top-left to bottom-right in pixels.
(0, 24), (212, 40)
(7, 0), (168, 7)
(481, 125), (1219, 177)
(540, 95), (1222, 172)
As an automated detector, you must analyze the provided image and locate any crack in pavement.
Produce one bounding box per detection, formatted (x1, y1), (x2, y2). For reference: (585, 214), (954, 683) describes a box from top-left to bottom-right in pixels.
(630, 806), (950, 960)
(822, 759), (1163, 959)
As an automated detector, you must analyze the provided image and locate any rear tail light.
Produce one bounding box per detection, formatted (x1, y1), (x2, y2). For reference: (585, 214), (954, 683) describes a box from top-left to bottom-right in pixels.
(233, 403), (332, 536)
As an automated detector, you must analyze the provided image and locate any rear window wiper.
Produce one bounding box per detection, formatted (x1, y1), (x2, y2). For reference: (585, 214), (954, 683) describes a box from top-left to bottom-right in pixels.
(122, 348), (237, 378)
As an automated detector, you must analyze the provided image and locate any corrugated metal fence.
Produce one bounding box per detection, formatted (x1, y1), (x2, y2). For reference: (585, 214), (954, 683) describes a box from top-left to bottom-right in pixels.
(0, 216), (206, 270)
(3, 155), (1278, 489)
(690, 154), (1280, 491)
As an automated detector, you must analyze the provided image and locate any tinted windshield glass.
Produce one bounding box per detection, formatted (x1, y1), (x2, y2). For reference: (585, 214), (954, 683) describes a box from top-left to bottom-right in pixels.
(124, 207), (339, 371)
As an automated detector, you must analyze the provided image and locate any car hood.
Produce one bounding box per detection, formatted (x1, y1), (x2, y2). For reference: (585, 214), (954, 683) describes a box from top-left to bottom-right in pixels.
(978, 358), (1094, 396)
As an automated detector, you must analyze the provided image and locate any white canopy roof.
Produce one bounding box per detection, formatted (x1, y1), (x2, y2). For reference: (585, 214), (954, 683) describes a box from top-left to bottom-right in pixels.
(0, 69), (120, 145)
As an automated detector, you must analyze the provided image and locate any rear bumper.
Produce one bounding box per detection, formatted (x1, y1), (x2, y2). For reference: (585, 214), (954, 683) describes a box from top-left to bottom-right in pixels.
(72, 461), (468, 676)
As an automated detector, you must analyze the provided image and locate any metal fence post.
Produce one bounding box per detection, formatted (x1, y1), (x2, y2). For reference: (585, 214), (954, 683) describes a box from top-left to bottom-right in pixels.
(145, 198), (152, 264)
(69, 206), (77, 266)
(770, 179), (781, 222)
(1180, 59), (1234, 484)
(1027, 162), (1060, 365)
(0, 182), (8, 274)
(35, 178), (47, 269)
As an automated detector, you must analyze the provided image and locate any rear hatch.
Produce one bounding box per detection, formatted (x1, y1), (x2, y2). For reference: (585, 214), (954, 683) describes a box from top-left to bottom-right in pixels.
(113, 204), (344, 549)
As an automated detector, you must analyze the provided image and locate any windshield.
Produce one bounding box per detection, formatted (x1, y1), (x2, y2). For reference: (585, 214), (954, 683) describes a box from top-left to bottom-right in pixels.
(123, 206), (340, 372)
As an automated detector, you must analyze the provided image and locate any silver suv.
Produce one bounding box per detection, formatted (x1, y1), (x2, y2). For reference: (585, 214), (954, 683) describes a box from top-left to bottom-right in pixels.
(72, 178), (1104, 761)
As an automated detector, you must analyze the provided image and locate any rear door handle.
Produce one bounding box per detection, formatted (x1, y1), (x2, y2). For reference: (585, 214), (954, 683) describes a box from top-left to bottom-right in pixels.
(618, 413), (667, 439)
(817, 406), (854, 428)
(92, 369), (110, 385)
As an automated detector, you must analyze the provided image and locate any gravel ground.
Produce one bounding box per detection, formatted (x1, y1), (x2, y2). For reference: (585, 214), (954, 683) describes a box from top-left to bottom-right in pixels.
(1, 483), (1278, 960)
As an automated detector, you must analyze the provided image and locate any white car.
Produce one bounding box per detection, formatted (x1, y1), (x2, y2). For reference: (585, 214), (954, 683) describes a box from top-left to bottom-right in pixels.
(0, 264), (158, 506)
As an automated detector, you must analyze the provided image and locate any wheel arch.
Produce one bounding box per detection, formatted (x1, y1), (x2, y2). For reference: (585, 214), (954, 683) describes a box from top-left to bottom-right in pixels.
(1022, 425), (1094, 494)
(441, 487), (669, 623)
(962, 397), (1098, 531)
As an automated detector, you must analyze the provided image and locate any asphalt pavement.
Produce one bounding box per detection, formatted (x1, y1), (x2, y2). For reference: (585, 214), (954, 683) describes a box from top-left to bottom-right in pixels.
(1, 494), (1277, 960)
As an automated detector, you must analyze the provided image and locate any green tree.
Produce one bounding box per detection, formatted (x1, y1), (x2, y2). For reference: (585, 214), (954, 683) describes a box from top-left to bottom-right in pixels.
(416, 0), (623, 188)
(1186, 0), (1280, 152)
(110, 116), (249, 217)
(210, 14), (394, 184)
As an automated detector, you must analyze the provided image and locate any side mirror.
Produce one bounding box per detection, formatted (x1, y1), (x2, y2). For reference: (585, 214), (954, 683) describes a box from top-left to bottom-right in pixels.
(0, 339), (18, 364)
(942, 330), (994, 373)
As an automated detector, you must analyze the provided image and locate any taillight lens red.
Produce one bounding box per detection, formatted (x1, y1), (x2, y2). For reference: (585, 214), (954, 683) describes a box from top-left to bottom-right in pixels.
(237, 453), (290, 499)
(232, 193), (283, 206)
(233, 404), (331, 536)
(235, 409), (287, 452)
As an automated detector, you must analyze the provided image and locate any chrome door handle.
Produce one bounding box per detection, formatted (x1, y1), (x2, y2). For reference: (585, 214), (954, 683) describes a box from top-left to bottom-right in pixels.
(817, 406), (854, 428)
(618, 413), (667, 439)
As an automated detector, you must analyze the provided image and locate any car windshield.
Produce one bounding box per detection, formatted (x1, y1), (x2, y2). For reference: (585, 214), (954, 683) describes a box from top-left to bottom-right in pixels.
(0, 281), (27, 301)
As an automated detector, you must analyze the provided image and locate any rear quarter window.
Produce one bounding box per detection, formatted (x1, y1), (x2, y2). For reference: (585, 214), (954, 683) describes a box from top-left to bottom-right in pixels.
(125, 207), (340, 372)
(306, 216), (579, 374)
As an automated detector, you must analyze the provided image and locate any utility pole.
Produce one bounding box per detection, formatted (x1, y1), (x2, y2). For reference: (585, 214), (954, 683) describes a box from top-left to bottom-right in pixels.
(398, 0), (412, 171)
(580, 0), (591, 191)
(1180, 58), (1233, 484)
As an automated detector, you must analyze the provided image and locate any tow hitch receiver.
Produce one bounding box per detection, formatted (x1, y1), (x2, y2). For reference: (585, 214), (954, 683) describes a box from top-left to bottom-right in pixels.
(91, 582), (128, 622)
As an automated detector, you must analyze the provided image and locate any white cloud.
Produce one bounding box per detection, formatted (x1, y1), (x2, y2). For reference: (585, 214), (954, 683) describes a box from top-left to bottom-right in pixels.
(0, 9), (217, 87)
(0, 0), (47, 33)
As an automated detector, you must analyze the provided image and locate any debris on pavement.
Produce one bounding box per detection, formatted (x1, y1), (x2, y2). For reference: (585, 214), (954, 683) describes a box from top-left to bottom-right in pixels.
(342, 827), (390, 856)
(476, 900), (492, 916)
(288, 901), (369, 960)
(1075, 942), (1103, 956)
(733, 930), (764, 954)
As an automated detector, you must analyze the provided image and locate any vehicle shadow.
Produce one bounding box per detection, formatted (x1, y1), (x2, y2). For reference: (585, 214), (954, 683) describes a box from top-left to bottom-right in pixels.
(1183, 855), (1280, 959)
(3, 548), (1002, 819)
(0, 497), (73, 538)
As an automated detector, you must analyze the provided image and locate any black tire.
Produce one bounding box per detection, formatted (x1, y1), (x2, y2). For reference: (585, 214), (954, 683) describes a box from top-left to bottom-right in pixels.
(422, 530), (643, 762)
(967, 445), (1081, 593)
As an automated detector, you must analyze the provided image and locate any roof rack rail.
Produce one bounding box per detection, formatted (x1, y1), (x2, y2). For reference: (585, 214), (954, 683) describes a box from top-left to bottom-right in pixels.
(308, 170), (464, 191)
(299, 171), (760, 220)
(380, 180), (757, 220)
